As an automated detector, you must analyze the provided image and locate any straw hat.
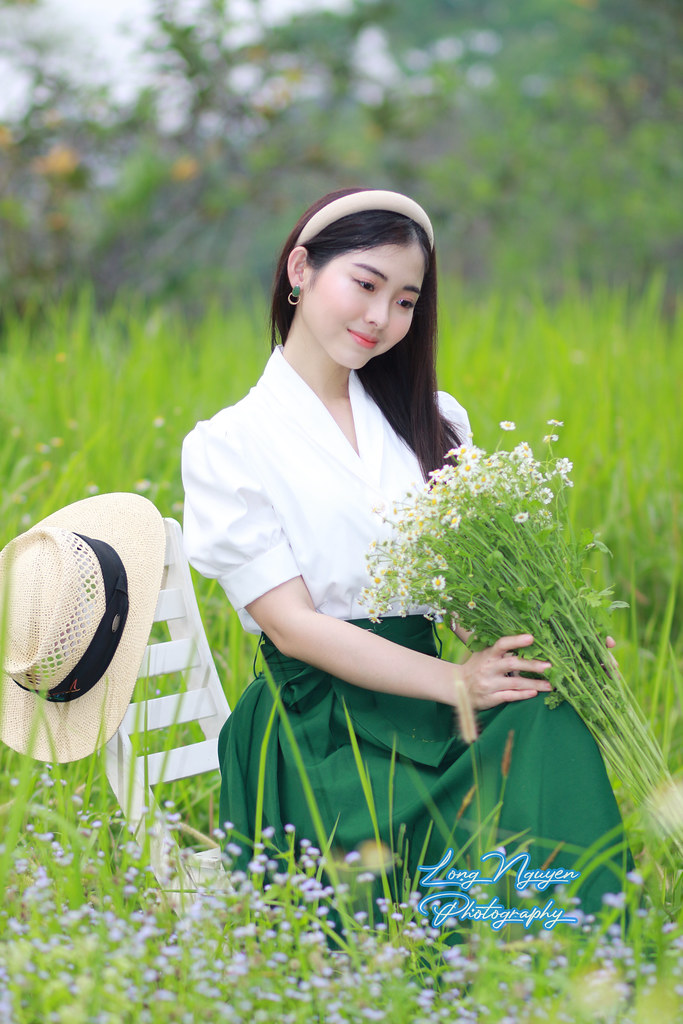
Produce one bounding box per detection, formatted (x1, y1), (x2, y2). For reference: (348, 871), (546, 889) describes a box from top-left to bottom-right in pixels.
(0, 493), (166, 763)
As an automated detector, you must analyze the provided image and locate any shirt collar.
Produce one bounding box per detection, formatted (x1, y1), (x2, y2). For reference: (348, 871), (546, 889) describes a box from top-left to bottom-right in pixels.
(260, 346), (385, 487)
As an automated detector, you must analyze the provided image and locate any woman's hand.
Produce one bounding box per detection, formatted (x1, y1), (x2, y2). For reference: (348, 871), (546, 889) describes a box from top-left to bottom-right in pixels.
(458, 634), (553, 711)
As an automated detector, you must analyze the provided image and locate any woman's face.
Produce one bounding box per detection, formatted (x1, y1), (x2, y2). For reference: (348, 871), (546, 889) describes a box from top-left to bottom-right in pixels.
(287, 241), (426, 371)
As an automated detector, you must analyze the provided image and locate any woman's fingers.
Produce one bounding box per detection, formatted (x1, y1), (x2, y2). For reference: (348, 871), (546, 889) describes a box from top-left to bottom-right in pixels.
(492, 633), (536, 653)
(495, 635), (551, 681)
(498, 671), (551, 692)
(502, 655), (552, 678)
(460, 633), (555, 710)
(497, 686), (547, 703)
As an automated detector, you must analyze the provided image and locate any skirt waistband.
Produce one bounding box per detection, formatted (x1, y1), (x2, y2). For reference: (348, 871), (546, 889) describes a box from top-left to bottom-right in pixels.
(254, 614), (451, 764)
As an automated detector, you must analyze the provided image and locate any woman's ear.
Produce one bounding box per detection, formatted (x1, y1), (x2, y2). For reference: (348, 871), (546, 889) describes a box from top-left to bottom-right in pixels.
(287, 246), (309, 290)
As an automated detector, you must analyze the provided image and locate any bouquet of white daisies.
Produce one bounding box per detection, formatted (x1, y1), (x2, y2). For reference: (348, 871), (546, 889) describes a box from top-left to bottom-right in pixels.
(362, 423), (683, 863)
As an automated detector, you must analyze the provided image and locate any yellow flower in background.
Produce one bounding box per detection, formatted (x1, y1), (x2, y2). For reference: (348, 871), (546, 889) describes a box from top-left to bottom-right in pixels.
(0, 125), (14, 148)
(32, 145), (80, 178)
(170, 156), (200, 182)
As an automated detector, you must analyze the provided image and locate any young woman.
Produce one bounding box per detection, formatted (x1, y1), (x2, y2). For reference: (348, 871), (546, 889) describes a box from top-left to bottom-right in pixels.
(182, 188), (630, 917)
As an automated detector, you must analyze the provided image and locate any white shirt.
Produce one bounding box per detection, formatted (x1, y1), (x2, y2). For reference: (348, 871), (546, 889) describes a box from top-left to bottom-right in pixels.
(182, 346), (470, 634)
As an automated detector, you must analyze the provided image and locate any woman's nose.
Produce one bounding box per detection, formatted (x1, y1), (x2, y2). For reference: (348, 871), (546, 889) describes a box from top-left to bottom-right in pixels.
(364, 297), (390, 329)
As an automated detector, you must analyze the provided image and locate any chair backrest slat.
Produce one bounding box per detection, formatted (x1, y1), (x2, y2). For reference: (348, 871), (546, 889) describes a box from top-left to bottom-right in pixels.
(138, 637), (199, 678)
(121, 688), (218, 734)
(153, 587), (186, 622)
(139, 738), (220, 786)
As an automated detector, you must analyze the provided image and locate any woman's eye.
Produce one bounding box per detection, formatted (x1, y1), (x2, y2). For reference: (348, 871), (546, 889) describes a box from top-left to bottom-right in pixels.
(355, 279), (375, 291)
(398, 298), (415, 310)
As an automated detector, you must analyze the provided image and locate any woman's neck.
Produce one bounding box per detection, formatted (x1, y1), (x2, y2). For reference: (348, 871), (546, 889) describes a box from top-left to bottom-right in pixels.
(280, 333), (359, 453)
(281, 332), (351, 404)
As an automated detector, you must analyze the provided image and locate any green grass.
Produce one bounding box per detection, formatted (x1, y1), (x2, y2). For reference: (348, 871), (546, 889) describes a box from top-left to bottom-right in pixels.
(0, 284), (681, 1022)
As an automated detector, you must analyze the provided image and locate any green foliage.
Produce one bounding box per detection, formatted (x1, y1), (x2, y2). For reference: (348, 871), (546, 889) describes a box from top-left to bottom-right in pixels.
(0, 0), (681, 306)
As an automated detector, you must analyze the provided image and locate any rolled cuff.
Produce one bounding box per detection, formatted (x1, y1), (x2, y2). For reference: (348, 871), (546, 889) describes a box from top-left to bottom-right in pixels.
(217, 539), (301, 612)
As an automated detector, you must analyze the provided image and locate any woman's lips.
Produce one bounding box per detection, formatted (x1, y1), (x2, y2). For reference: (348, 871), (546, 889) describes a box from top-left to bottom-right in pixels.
(348, 329), (379, 349)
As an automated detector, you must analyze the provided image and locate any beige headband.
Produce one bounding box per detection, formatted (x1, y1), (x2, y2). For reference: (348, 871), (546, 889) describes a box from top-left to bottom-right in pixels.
(296, 190), (434, 249)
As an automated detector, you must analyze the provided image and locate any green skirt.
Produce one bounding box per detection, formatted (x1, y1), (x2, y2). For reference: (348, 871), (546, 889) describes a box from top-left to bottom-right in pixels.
(218, 616), (631, 914)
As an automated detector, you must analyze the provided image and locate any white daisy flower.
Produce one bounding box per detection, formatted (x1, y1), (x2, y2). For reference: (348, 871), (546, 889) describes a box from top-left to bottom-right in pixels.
(513, 442), (533, 460)
(514, 512), (530, 523)
(500, 421), (516, 431)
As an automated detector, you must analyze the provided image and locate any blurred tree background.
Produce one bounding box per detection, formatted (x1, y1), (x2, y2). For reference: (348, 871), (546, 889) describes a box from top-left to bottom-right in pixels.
(0, 0), (681, 311)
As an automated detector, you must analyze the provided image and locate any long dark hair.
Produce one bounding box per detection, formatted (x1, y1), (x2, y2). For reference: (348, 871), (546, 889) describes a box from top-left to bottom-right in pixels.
(270, 188), (462, 479)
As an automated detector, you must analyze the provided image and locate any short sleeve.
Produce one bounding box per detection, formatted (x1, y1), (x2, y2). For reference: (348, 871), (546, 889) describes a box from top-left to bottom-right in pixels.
(437, 390), (472, 446)
(181, 413), (301, 613)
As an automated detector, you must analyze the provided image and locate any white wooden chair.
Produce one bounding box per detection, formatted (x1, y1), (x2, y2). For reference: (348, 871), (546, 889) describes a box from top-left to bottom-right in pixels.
(105, 517), (231, 909)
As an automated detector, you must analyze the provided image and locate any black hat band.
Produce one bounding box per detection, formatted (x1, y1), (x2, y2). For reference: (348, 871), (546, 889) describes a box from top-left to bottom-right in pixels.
(13, 534), (129, 704)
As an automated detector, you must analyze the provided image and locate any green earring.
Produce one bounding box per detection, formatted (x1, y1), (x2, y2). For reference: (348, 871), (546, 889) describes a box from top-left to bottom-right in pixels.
(288, 285), (301, 306)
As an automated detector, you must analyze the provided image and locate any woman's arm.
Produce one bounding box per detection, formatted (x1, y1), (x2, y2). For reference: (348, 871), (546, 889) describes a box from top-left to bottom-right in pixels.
(246, 576), (553, 712)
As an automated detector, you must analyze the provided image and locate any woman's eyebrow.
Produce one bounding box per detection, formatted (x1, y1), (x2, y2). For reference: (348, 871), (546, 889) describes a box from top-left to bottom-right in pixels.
(351, 262), (421, 295)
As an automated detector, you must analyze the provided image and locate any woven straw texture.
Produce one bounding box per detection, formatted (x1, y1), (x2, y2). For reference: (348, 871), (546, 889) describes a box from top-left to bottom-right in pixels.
(0, 493), (165, 762)
(5, 529), (106, 691)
